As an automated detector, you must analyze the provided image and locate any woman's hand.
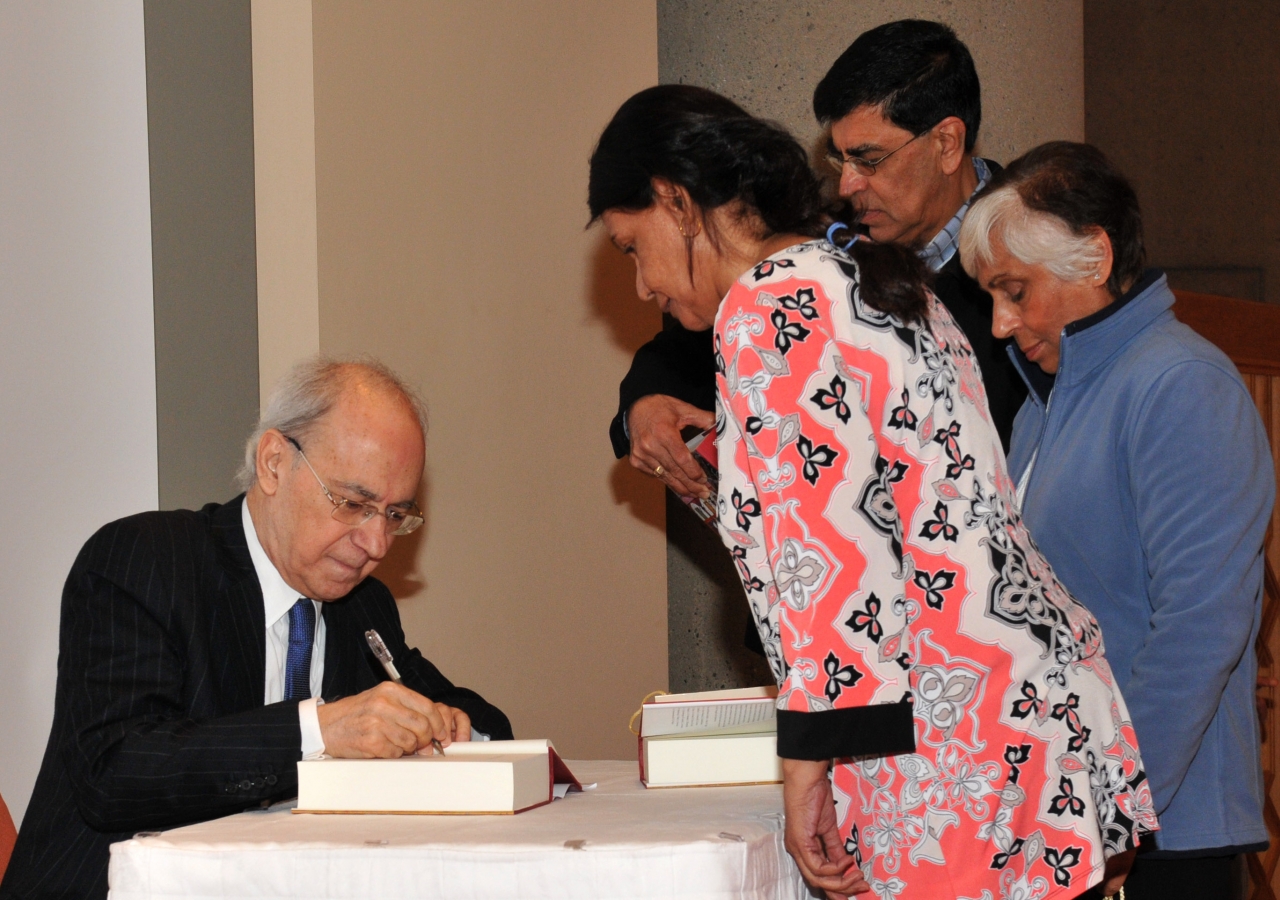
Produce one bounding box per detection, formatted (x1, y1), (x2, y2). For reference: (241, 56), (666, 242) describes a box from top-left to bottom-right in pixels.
(626, 394), (715, 498)
(783, 758), (870, 899)
(1099, 847), (1136, 897)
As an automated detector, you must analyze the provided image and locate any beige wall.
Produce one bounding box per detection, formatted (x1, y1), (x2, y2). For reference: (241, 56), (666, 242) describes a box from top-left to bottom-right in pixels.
(311, 1), (664, 759)
(252, 0), (322, 403)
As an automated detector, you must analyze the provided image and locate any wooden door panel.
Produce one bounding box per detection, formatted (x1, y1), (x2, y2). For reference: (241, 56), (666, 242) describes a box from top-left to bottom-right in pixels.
(1173, 291), (1280, 900)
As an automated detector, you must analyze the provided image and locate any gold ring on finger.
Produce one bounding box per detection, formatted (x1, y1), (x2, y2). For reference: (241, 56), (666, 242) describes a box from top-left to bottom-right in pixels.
(654, 465), (665, 478)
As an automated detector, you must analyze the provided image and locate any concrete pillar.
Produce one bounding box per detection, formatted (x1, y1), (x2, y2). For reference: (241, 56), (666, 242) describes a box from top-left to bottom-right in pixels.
(657, 0), (1085, 691)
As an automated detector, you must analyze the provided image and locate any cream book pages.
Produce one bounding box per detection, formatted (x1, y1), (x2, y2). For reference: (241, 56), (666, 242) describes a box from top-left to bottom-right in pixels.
(650, 685), (776, 704)
(642, 732), (783, 788)
(296, 739), (578, 815)
(637, 687), (782, 788)
(641, 685), (778, 738)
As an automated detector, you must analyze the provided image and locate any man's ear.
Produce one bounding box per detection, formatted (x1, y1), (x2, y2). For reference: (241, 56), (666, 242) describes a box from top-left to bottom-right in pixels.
(255, 429), (289, 497)
(932, 116), (969, 175)
(652, 177), (700, 237)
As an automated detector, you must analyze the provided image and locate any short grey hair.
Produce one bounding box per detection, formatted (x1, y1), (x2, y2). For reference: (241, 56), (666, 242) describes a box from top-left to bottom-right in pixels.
(236, 356), (429, 491)
(958, 183), (1109, 284)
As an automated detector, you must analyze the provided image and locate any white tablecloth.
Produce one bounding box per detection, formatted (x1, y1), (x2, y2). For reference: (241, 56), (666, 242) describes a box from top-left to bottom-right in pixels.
(108, 760), (814, 900)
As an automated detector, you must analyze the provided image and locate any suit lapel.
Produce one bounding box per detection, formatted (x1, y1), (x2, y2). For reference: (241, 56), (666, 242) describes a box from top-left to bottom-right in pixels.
(321, 584), (390, 700)
(321, 600), (359, 700)
(208, 496), (267, 710)
(321, 602), (340, 698)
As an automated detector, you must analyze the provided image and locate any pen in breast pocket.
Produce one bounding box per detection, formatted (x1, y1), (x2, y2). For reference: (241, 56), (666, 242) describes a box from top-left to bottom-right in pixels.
(364, 628), (443, 756)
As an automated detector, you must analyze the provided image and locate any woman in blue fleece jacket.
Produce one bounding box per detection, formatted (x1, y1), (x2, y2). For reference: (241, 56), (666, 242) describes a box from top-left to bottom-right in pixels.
(957, 141), (1275, 900)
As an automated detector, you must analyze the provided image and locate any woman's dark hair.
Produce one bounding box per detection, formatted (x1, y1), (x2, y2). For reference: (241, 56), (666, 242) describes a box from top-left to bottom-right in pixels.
(587, 85), (827, 237)
(588, 84), (929, 322)
(986, 141), (1146, 298)
(813, 20), (981, 153)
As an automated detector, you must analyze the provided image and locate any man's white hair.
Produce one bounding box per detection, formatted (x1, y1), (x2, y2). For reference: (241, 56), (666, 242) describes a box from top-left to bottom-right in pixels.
(958, 183), (1108, 284)
(235, 356), (429, 492)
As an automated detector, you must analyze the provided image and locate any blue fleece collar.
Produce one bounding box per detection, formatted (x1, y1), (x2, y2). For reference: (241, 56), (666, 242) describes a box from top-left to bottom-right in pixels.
(1055, 269), (1172, 387)
(1063, 268), (1161, 337)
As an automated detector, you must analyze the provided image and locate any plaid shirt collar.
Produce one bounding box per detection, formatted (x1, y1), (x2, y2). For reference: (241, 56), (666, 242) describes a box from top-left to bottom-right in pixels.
(919, 157), (991, 273)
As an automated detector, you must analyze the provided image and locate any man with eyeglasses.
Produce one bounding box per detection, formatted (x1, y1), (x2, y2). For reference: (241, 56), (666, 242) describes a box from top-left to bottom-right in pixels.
(3, 358), (511, 900)
(613, 19), (1026, 498)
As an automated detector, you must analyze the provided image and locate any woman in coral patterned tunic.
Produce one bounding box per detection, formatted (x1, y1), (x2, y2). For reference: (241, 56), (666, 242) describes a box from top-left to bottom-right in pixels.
(589, 85), (1156, 900)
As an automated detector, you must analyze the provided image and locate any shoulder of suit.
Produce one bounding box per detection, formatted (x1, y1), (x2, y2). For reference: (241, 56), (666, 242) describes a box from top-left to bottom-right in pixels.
(73, 501), (234, 580)
(83, 506), (204, 547)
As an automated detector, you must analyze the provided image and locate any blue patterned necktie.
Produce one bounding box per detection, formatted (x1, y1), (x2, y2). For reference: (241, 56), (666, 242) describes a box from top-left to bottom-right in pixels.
(284, 598), (316, 701)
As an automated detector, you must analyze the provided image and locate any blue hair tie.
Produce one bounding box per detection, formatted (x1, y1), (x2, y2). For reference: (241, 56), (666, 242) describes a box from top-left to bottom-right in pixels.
(826, 221), (858, 251)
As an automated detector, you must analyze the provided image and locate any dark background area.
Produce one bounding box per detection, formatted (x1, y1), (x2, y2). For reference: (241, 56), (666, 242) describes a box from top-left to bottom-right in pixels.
(1086, 0), (1280, 303)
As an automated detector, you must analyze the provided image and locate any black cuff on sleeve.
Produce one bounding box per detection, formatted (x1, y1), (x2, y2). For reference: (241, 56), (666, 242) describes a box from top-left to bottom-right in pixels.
(776, 700), (915, 760)
(609, 410), (631, 458)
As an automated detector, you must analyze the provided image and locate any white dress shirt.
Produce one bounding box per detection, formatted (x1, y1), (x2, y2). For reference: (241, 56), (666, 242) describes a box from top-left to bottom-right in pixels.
(241, 500), (327, 759)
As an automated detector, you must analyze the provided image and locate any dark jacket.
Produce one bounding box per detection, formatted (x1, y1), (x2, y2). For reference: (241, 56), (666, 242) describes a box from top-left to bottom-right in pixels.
(609, 318), (715, 458)
(610, 243), (1026, 456)
(1, 496), (511, 900)
(931, 250), (1026, 449)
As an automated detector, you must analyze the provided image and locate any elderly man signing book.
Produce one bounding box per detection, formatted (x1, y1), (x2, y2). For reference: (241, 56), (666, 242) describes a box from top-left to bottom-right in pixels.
(1, 358), (512, 900)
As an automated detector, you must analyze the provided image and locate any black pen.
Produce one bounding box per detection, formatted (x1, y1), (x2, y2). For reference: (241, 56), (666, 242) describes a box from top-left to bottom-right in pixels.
(364, 629), (444, 756)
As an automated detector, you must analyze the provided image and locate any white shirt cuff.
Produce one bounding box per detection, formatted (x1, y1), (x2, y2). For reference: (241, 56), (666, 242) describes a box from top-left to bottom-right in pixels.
(299, 698), (326, 759)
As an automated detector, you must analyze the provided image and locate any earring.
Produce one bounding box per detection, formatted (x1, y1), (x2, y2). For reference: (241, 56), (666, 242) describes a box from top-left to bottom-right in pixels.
(678, 222), (688, 237)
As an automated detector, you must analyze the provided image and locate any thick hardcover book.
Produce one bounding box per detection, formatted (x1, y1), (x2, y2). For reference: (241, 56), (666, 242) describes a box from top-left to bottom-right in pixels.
(638, 686), (782, 788)
(642, 732), (783, 788)
(295, 739), (581, 815)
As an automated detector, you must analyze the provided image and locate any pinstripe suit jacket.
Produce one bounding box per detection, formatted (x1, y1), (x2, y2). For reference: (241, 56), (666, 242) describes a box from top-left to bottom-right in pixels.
(0, 496), (512, 900)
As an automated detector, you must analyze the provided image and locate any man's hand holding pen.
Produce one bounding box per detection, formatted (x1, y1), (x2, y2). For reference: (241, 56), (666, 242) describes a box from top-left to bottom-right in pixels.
(316, 681), (472, 758)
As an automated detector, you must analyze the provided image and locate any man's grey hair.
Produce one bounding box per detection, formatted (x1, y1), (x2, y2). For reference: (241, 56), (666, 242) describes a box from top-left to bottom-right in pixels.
(958, 183), (1109, 285)
(235, 356), (429, 492)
